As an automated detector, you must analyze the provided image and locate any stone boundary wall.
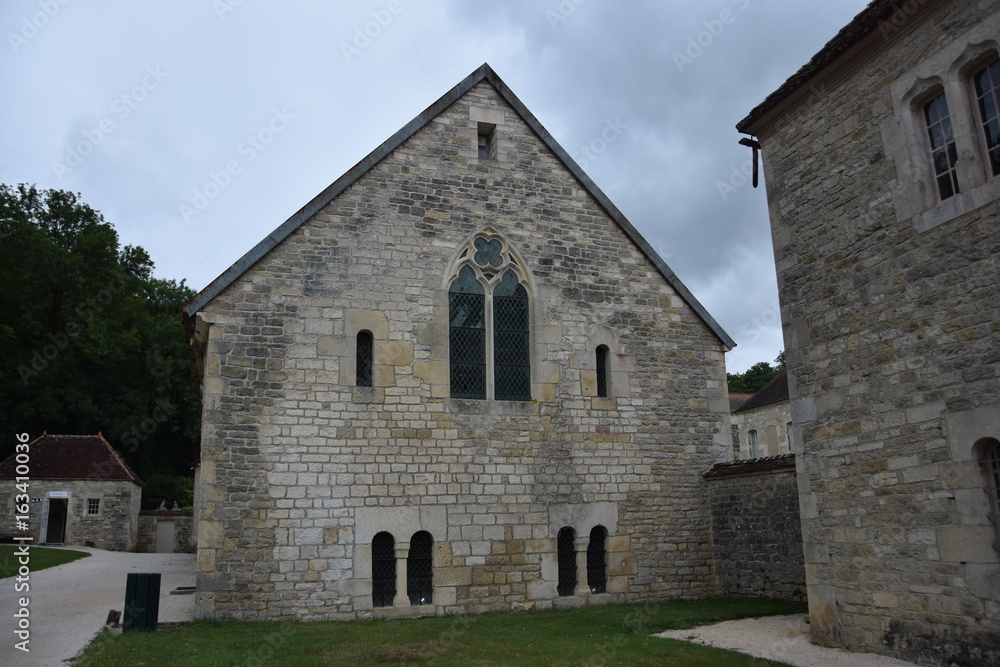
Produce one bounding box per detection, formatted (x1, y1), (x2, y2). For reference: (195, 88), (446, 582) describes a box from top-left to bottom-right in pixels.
(137, 510), (195, 553)
(704, 453), (805, 601)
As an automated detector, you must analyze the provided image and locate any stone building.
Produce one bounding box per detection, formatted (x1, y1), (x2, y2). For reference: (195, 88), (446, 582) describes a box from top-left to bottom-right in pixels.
(183, 64), (735, 620)
(0, 434), (143, 551)
(737, 0), (1000, 664)
(733, 370), (791, 459)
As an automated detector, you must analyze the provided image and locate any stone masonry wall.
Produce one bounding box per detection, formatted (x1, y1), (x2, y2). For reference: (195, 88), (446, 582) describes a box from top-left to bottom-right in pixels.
(705, 455), (805, 601)
(753, 1), (1000, 664)
(736, 401), (792, 458)
(1, 479), (141, 551)
(193, 80), (731, 620)
(137, 510), (195, 553)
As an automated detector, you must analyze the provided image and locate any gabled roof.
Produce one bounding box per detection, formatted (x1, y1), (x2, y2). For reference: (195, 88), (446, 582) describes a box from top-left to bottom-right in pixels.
(733, 369), (789, 414)
(183, 63), (735, 350)
(737, 0), (900, 133)
(0, 434), (142, 484)
(729, 393), (753, 413)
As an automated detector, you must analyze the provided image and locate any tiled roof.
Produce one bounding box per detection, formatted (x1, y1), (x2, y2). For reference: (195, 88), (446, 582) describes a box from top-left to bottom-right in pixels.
(737, 0), (901, 133)
(733, 369), (789, 414)
(0, 434), (142, 484)
(729, 393), (753, 413)
(703, 452), (796, 479)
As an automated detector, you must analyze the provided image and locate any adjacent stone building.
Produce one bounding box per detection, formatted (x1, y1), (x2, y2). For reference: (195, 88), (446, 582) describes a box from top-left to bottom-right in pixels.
(737, 0), (1000, 663)
(733, 370), (792, 459)
(0, 434), (143, 551)
(183, 64), (736, 620)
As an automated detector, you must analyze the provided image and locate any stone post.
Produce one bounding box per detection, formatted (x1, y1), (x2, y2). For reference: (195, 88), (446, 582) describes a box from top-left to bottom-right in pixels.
(393, 542), (410, 607)
(574, 536), (590, 597)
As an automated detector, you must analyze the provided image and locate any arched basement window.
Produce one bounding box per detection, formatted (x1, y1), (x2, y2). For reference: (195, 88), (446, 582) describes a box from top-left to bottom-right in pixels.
(356, 330), (373, 387)
(407, 530), (434, 605)
(557, 526), (577, 597)
(449, 266), (486, 399)
(493, 270), (530, 401)
(587, 525), (607, 594)
(372, 531), (396, 607)
(596, 345), (609, 398)
(982, 438), (1000, 551)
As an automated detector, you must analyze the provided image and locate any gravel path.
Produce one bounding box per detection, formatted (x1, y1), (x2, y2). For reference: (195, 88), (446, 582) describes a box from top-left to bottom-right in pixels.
(656, 614), (921, 666)
(1, 546), (196, 666)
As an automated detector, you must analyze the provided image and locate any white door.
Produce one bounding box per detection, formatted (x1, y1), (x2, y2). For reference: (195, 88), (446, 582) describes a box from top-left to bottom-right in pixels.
(155, 520), (175, 553)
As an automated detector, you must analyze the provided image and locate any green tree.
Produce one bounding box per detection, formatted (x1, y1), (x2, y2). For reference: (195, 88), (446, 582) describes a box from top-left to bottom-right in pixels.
(727, 352), (785, 394)
(0, 184), (199, 506)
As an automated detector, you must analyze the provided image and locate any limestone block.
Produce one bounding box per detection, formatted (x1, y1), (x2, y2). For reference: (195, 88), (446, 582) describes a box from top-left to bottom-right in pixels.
(938, 526), (997, 563)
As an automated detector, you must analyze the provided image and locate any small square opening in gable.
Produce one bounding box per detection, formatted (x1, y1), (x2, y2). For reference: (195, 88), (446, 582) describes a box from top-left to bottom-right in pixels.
(478, 122), (496, 161)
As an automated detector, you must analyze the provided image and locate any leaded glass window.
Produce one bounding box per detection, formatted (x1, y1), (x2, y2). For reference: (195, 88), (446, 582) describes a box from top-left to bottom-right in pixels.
(407, 531), (434, 605)
(596, 345), (609, 398)
(587, 525), (607, 594)
(449, 266), (486, 399)
(557, 527), (577, 597)
(356, 330), (373, 387)
(974, 58), (1000, 177)
(924, 93), (960, 200)
(372, 532), (396, 607)
(448, 234), (531, 401)
(493, 270), (530, 401)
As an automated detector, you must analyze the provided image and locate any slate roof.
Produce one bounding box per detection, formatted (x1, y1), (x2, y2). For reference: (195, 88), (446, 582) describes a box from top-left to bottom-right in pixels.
(737, 0), (901, 133)
(182, 63), (735, 350)
(703, 452), (796, 479)
(0, 434), (142, 484)
(733, 369), (789, 414)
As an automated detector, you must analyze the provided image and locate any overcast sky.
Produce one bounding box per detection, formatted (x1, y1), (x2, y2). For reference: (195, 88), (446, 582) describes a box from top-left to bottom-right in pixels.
(1, 0), (871, 373)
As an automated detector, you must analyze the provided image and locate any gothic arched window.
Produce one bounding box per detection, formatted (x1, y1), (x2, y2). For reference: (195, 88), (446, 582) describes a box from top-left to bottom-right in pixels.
(448, 234), (531, 401)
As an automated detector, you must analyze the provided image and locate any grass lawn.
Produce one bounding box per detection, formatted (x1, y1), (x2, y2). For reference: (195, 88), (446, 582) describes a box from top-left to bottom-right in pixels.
(77, 597), (805, 666)
(0, 544), (89, 578)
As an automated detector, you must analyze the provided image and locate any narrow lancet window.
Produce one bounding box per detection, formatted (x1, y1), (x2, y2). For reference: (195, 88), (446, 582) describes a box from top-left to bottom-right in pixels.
(557, 527), (577, 597)
(407, 531), (434, 605)
(372, 532), (396, 607)
(596, 345), (609, 398)
(974, 58), (1000, 177)
(587, 525), (607, 594)
(356, 330), (373, 387)
(449, 266), (486, 399)
(493, 270), (530, 401)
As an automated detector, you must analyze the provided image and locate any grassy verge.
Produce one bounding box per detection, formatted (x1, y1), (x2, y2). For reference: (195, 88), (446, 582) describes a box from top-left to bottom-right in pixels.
(0, 544), (89, 578)
(76, 597), (805, 666)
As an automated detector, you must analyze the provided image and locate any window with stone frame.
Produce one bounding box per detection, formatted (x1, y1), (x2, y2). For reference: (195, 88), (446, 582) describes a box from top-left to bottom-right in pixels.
(448, 235), (531, 401)
(407, 531), (433, 605)
(86, 498), (100, 516)
(372, 531), (396, 607)
(587, 525), (607, 594)
(749, 429), (759, 458)
(596, 345), (609, 398)
(557, 526), (577, 597)
(973, 56), (1000, 178)
(982, 438), (1000, 551)
(923, 92), (960, 200)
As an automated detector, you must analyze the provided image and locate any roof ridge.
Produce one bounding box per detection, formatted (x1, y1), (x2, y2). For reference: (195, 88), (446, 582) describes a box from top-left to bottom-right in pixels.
(182, 63), (734, 349)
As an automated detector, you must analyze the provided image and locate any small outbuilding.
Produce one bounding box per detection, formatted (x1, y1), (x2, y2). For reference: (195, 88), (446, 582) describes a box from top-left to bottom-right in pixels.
(0, 434), (143, 551)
